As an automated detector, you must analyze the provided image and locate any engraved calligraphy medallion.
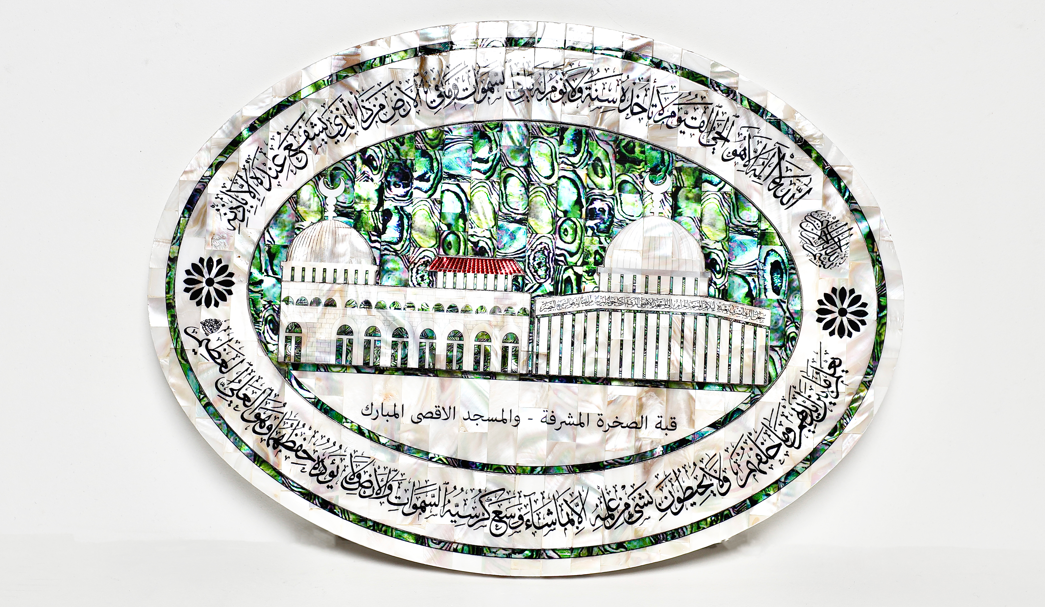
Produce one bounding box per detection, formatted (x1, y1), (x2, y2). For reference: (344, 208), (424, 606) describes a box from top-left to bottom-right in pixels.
(149, 22), (903, 575)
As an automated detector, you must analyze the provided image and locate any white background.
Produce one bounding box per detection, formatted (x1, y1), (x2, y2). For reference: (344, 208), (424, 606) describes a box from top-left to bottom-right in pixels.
(2, 1), (1042, 604)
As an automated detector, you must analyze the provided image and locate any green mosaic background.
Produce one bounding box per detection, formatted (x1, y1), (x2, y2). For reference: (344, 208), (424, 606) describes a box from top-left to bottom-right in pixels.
(250, 121), (801, 379)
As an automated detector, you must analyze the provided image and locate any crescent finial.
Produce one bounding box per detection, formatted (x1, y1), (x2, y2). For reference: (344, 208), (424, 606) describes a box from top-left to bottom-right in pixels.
(317, 176), (346, 219)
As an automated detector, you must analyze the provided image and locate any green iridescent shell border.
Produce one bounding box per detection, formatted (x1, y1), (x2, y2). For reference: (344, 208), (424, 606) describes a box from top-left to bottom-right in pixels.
(162, 32), (889, 558)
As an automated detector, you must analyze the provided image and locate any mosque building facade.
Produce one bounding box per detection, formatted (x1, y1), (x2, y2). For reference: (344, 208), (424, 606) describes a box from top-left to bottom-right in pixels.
(278, 214), (769, 385)
(530, 216), (770, 384)
(277, 219), (531, 373)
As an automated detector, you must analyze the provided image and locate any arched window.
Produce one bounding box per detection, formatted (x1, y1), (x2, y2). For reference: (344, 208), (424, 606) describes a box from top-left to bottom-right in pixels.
(473, 331), (492, 372)
(501, 333), (520, 373)
(433, 303), (444, 312)
(391, 327), (409, 367)
(405, 302), (416, 311)
(283, 322), (302, 363)
(296, 297), (309, 306)
(491, 306), (502, 315)
(324, 298), (337, 307)
(360, 300), (372, 309)
(419, 303), (430, 311)
(446, 330), (464, 371)
(345, 299), (357, 308)
(447, 304), (459, 313)
(310, 297), (322, 307)
(281, 296), (292, 305)
(476, 305), (487, 314)
(375, 301), (387, 310)
(419, 328), (436, 369)
(517, 307), (529, 316)
(505, 307), (515, 315)
(390, 301), (402, 310)
(363, 326), (381, 366)
(463, 305), (473, 314)
(335, 325), (353, 365)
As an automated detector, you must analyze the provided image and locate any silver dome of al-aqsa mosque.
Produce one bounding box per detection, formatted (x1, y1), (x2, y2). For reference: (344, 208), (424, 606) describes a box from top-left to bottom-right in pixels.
(287, 176), (377, 266)
(286, 218), (376, 265)
(602, 215), (706, 273)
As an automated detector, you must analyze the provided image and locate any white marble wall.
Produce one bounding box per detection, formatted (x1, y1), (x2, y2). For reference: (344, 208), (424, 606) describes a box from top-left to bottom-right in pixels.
(534, 310), (768, 385)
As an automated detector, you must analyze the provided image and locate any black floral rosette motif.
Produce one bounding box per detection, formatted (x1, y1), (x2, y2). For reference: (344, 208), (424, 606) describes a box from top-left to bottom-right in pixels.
(815, 286), (869, 338)
(184, 256), (235, 308)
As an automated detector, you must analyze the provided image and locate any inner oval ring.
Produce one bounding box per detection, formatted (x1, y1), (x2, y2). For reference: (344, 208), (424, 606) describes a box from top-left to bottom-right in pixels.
(253, 121), (804, 475)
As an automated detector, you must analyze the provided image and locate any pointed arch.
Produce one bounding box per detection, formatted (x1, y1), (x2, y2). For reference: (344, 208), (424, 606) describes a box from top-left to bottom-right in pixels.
(335, 325), (354, 365)
(391, 327), (409, 367)
(419, 328), (436, 369)
(283, 323), (302, 363)
(473, 331), (492, 372)
(363, 326), (381, 366)
(501, 332), (520, 373)
(445, 330), (464, 371)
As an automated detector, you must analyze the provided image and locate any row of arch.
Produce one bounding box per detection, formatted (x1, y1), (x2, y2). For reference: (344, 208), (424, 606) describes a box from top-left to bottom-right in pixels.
(282, 297), (530, 316)
(283, 323), (522, 372)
